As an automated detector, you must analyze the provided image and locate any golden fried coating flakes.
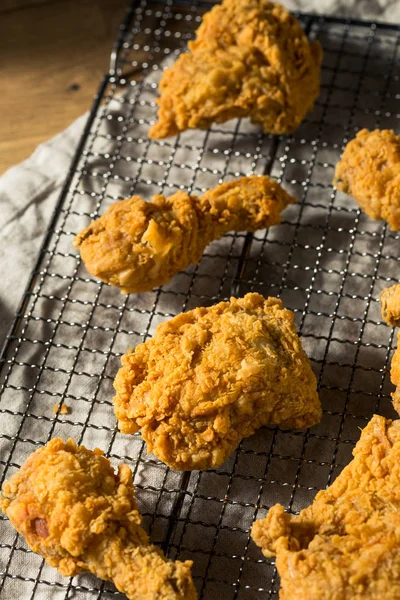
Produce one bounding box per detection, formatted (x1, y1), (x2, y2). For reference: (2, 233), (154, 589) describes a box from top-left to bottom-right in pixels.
(53, 403), (70, 415)
(380, 283), (400, 327)
(379, 283), (400, 416)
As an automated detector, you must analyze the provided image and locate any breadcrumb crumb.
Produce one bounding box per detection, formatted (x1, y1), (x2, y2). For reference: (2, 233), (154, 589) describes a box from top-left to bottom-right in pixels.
(53, 404), (70, 415)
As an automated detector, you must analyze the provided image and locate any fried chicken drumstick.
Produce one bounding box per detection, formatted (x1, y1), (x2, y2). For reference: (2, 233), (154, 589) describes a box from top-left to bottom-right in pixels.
(0, 438), (196, 600)
(380, 283), (400, 415)
(149, 0), (322, 139)
(74, 175), (295, 293)
(252, 414), (400, 600)
(113, 293), (321, 470)
(334, 129), (400, 230)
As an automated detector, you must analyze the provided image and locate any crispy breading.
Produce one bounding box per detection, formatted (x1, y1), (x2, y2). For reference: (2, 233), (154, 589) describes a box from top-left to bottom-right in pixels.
(149, 0), (322, 139)
(380, 283), (400, 327)
(113, 293), (321, 471)
(73, 175), (295, 294)
(391, 342), (400, 416)
(334, 129), (400, 230)
(0, 438), (196, 600)
(379, 283), (400, 415)
(252, 414), (400, 600)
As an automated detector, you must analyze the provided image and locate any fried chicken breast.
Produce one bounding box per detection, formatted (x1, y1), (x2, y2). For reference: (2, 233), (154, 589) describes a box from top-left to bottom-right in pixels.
(73, 175), (295, 294)
(252, 414), (400, 600)
(0, 438), (196, 600)
(334, 129), (400, 230)
(380, 283), (400, 415)
(113, 293), (321, 471)
(149, 0), (322, 139)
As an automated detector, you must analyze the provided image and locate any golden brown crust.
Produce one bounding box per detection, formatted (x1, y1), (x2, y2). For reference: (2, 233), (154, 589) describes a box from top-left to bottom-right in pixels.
(113, 293), (321, 470)
(334, 129), (400, 230)
(0, 439), (196, 600)
(380, 283), (400, 327)
(391, 334), (400, 416)
(149, 0), (322, 139)
(252, 414), (400, 599)
(74, 175), (295, 293)
(379, 284), (400, 416)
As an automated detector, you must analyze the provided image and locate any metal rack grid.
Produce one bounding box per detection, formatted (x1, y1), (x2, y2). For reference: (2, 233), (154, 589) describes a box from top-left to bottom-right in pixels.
(1, 1), (400, 598)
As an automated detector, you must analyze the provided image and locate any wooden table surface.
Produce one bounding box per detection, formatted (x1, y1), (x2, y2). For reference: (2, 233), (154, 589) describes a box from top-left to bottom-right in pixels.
(0, 0), (128, 175)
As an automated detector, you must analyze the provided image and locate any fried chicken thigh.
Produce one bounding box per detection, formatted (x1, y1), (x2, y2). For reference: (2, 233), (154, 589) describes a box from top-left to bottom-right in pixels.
(149, 0), (322, 139)
(380, 283), (400, 415)
(74, 175), (295, 293)
(252, 414), (400, 600)
(113, 293), (321, 471)
(334, 129), (400, 230)
(0, 439), (196, 600)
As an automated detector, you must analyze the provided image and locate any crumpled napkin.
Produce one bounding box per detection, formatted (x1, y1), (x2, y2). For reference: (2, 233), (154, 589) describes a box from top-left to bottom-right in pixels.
(0, 114), (88, 345)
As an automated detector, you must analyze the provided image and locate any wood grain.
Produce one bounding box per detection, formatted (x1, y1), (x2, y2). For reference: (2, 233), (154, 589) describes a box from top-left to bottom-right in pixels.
(0, 0), (127, 174)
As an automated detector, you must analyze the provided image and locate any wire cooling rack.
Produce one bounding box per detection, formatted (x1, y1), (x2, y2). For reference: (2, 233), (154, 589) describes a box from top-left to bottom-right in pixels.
(1, 1), (400, 598)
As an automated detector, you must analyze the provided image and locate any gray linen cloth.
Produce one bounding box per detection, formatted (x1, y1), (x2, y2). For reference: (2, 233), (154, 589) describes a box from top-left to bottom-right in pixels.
(0, 115), (87, 344)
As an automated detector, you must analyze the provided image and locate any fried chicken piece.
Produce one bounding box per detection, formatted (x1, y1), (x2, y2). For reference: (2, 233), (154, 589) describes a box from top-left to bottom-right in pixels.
(73, 175), (295, 294)
(391, 344), (400, 416)
(0, 438), (196, 600)
(113, 293), (321, 471)
(380, 283), (400, 415)
(334, 129), (400, 230)
(380, 283), (400, 327)
(149, 0), (322, 140)
(252, 414), (400, 600)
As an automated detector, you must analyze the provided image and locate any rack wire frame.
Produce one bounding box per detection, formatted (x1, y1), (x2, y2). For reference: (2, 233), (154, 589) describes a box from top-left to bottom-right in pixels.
(1, 1), (400, 598)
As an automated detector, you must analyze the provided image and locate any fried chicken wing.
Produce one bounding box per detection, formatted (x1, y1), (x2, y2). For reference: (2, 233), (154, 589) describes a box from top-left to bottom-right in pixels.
(113, 293), (321, 471)
(334, 129), (400, 230)
(149, 0), (322, 139)
(74, 175), (295, 293)
(0, 438), (196, 600)
(380, 283), (400, 415)
(252, 414), (400, 600)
